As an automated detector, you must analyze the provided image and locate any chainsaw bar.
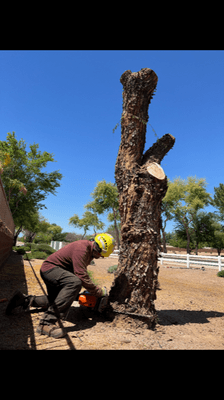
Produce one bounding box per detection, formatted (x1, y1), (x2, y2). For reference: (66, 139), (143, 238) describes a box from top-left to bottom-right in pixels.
(112, 309), (153, 320)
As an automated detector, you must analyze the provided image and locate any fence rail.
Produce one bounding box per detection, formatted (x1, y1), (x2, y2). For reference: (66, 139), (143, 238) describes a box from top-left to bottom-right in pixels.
(109, 250), (119, 258)
(49, 245), (224, 271)
(50, 241), (67, 251)
(158, 252), (224, 271)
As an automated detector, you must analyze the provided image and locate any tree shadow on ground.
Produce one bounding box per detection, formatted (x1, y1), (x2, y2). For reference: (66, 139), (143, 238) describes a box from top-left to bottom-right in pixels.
(0, 251), (36, 349)
(157, 309), (224, 326)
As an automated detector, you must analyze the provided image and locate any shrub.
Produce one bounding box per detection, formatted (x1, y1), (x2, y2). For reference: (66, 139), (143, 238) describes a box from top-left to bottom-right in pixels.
(23, 252), (33, 260)
(217, 270), (224, 278)
(22, 243), (31, 250)
(23, 245), (31, 252)
(30, 243), (39, 251)
(13, 244), (33, 254)
(30, 251), (48, 260)
(14, 246), (26, 255)
(107, 265), (118, 274)
(34, 244), (56, 255)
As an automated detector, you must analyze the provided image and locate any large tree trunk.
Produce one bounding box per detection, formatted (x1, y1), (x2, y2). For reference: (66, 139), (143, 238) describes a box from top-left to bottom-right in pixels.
(108, 68), (175, 328)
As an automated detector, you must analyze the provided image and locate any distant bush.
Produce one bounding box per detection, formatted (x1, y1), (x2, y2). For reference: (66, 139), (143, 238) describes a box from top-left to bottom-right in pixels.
(13, 246), (26, 255)
(107, 265), (118, 274)
(34, 244), (56, 255)
(13, 244), (34, 254)
(23, 252), (33, 260)
(217, 270), (224, 278)
(30, 251), (48, 260)
(23, 246), (31, 252)
(30, 243), (39, 251)
(22, 243), (31, 250)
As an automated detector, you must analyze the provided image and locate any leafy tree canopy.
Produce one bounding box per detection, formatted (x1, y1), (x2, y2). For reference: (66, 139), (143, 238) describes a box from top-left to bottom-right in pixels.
(0, 132), (63, 237)
(213, 183), (224, 221)
(69, 211), (105, 238)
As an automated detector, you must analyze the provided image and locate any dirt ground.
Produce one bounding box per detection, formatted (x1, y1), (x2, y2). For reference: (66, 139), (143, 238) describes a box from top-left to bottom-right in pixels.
(1, 251), (224, 350)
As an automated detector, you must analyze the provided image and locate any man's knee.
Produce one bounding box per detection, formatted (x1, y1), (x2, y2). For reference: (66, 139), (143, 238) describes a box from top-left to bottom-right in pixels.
(69, 276), (82, 294)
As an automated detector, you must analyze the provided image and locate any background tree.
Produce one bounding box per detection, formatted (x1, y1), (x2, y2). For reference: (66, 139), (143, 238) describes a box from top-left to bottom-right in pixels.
(69, 211), (105, 239)
(21, 214), (66, 244)
(190, 211), (215, 254)
(65, 232), (81, 243)
(210, 219), (224, 255)
(172, 211), (214, 253)
(85, 180), (120, 249)
(173, 177), (212, 253)
(47, 223), (68, 242)
(213, 183), (224, 221)
(108, 68), (175, 328)
(171, 212), (224, 255)
(0, 132), (63, 245)
(107, 213), (121, 248)
(161, 178), (185, 252)
(20, 210), (40, 243)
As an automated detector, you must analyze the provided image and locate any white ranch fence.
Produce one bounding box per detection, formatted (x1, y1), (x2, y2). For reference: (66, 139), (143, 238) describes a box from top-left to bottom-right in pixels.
(50, 243), (121, 256)
(49, 244), (223, 271)
(109, 249), (120, 258)
(50, 241), (66, 251)
(158, 252), (224, 271)
(50, 243), (121, 255)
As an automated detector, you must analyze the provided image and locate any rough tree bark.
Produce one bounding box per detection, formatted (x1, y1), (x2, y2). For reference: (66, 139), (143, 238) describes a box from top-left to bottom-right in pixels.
(108, 68), (175, 328)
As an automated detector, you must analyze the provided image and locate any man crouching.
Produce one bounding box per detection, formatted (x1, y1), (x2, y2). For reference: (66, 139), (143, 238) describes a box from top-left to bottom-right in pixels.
(6, 233), (115, 339)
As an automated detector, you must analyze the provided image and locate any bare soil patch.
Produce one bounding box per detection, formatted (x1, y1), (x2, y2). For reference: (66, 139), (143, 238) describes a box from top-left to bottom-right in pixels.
(1, 252), (224, 349)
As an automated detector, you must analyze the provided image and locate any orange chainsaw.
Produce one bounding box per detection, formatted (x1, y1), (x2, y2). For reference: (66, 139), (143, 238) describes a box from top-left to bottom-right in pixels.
(78, 287), (108, 313)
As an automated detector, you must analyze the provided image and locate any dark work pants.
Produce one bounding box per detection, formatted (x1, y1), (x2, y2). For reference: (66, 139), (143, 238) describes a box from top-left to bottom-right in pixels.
(32, 267), (82, 326)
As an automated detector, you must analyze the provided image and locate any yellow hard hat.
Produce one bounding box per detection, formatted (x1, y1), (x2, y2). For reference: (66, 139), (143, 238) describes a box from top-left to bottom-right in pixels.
(94, 233), (115, 257)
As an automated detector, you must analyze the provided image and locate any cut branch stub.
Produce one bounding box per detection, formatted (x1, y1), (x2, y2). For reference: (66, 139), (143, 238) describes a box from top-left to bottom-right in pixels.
(146, 162), (165, 180)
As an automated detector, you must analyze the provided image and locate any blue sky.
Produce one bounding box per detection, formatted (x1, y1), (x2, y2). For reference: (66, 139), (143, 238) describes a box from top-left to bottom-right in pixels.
(1, 50), (224, 235)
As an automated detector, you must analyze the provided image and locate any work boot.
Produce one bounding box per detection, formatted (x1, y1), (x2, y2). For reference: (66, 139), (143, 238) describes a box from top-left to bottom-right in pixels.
(5, 290), (34, 315)
(36, 323), (66, 339)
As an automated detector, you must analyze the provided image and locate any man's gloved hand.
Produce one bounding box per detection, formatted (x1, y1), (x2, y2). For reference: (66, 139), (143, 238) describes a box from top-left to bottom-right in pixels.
(98, 287), (108, 313)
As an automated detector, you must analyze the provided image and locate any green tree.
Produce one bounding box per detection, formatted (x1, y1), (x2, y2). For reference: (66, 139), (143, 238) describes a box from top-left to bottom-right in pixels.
(173, 211), (215, 254)
(161, 178), (185, 252)
(107, 221), (121, 244)
(210, 219), (224, 255)
(85, 180), (120, 249)
(0, 132), (63, 245)
(213, 183), (224, 221)
(23, 214), (51, 243)
(190, 212), (215, 253)
(69, 211), (105, 239)
(21, 210), (40, 243)
(21, 213), (68, 244)
(173, 176), (212, 253)
(47, 223), (69, 242)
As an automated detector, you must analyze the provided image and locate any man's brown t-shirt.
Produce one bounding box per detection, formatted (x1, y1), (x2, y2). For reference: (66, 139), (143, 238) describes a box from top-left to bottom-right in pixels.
(41, 240), (103, 297)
